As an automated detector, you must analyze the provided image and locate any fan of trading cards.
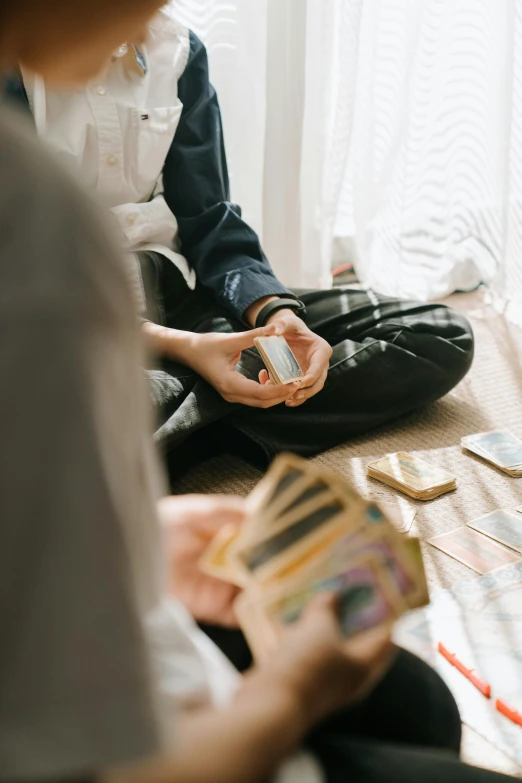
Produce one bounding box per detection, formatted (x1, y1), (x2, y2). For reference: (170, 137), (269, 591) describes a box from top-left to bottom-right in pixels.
(200, 454), (429, 661)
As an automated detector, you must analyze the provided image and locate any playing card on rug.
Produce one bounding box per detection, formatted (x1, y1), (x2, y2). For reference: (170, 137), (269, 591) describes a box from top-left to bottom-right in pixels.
(428, 527), (521, 574)
(467, 509), (522, 554)
(461, 431), (522, 476)
(254, 335), (304, 385)
(367, 452), (457, 500)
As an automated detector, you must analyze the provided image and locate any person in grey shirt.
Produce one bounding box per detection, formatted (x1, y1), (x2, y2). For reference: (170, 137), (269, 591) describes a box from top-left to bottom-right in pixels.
(0, 3), (518, 783)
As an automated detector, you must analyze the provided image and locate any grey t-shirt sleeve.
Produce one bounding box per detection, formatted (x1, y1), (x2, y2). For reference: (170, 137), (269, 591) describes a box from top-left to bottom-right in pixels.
(0, 111), (162, 781)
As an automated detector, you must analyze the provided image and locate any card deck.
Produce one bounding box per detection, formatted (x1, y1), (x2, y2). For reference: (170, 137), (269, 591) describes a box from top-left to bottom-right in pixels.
(461, 431), (522, 477)
(467, 509), (522, 554)
(367, 452), (457, 500)
(254, 335), (304, 385)
(428, 526), (520, 574)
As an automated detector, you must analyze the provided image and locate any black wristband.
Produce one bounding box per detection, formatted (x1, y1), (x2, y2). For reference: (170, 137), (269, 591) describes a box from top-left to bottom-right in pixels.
(255, 298), (307, 329)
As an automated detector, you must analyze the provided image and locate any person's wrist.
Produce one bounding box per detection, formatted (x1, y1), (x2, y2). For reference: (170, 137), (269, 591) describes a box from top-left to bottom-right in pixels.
(143, 323), (201, 366)
(174, 330), (201, 367)
(264, 308), (298, 326)
(244, 296), (283, 328)
(238, 668), (315, 736)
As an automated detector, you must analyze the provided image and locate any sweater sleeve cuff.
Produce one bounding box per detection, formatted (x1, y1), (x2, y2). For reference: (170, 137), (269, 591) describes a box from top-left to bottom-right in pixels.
(223, 268), (295, 321)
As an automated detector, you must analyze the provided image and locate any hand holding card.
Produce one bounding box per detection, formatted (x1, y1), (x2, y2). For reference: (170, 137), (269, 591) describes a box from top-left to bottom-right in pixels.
(200, 453), (429, 660)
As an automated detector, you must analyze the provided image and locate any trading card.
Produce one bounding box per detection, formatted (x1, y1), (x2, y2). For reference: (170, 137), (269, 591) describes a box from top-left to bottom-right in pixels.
(253, 496), (406, 587)
(199, 523), (246, 586)
(299, 523), (409, 597)
(401, 537), (430, 608)
(263, 555), (401, 638)
(238, 495), (347, 572)
(311, 525), (424, 608)
(244, 453), (308, 536)
(428, 526), (520, 574)
(368, 452), (455, 492)
(254, 335), (304, 385)
(461, 431), (522, 469)
(271, 478), (331, 520)
(262, 485), (350, 540)
(254, 511), (362, 585)
(467, 509), (522, 554)
(376, 498), (416, 534)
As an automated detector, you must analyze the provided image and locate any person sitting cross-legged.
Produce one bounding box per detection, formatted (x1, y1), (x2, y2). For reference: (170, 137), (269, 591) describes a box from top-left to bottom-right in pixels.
(5, 8), (474, 482)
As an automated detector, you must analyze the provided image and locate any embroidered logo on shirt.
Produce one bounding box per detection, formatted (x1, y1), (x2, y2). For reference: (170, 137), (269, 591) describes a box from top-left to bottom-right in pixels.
(141, 114), (149, 121)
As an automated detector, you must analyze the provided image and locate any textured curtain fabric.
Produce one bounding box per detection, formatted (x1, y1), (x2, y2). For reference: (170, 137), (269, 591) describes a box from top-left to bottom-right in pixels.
(172, 0), (522, 307)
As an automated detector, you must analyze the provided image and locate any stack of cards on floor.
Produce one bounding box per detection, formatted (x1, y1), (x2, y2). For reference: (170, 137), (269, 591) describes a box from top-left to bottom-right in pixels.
(461, 431), (522, 477)
(200, 453), (429, 661)
(367, 452), (457, 500)
(254, 335), (304, 386)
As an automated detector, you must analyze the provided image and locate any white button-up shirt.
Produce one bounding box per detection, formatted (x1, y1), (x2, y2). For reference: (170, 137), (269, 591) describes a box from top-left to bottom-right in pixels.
(22, 6), (196, 289)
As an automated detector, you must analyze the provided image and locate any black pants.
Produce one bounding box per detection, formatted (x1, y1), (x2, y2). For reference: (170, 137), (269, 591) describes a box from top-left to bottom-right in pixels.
(142, 254), (474, 478)
(204, 627), (513, 783)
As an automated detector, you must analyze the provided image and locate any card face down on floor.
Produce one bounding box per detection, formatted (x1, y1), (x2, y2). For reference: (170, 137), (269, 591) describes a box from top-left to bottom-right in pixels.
(467, 509), (522, 554)
(254, 335), (304, 385)
(376, 498), (416, 534)
(461, 431), (522, 476)
(428, 526), (521, 574)
(367, 452), (457, 500)
(200, 452), (430, 660)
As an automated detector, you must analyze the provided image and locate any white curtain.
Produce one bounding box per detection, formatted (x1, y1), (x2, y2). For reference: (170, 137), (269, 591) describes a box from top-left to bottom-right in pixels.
(172, 0), (522, 308)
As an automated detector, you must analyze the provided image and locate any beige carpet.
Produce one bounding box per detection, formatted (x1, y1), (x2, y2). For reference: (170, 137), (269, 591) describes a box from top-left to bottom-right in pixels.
(173, 289), (522, 776)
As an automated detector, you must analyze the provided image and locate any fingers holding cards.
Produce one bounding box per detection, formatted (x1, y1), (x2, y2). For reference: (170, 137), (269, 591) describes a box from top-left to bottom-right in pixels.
(200, 453), (430, 661)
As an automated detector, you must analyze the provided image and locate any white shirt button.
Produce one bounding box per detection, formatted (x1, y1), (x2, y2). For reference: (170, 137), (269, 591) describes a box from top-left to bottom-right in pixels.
(96, 85), (107, 96)
(106, 154), (118, 167)
(125, 214), (136, 226)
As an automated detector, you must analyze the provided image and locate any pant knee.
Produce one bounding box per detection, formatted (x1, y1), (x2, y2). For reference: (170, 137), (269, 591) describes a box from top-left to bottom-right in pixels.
(392, 648), (462, 753)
